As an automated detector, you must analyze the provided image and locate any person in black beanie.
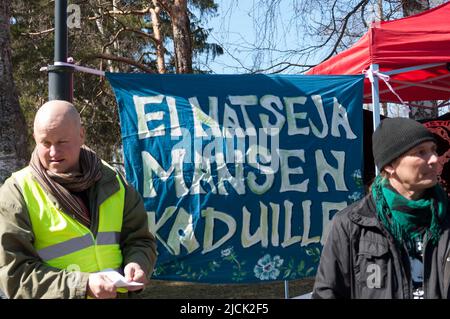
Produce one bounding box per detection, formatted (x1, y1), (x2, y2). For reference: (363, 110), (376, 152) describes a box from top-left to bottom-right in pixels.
(312, 117), (450, 299)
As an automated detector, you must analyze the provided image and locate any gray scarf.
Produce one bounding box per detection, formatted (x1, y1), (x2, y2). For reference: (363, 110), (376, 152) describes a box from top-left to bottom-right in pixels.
(29, 145), (102, 227)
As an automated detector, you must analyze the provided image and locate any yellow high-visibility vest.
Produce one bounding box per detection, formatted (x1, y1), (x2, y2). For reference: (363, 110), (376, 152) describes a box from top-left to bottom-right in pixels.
(13, 166), (125, 274)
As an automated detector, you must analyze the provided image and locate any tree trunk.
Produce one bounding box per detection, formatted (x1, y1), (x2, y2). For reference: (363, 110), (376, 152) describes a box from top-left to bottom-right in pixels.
(111, 0), (121, 72)
(0, 0), (29, 184)
(151, 0), (166, 74)
(171, 0), (192, 73)
(95, 1), (117, 73)
(401, 0), (439, 120)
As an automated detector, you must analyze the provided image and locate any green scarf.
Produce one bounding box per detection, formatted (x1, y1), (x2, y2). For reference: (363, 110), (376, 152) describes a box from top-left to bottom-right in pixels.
(372, 174), (448, 248)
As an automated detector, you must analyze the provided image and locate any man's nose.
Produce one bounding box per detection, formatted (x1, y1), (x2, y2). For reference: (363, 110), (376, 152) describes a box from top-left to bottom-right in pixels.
(49, 145), (58, 157)
(429, 152), (439, 165)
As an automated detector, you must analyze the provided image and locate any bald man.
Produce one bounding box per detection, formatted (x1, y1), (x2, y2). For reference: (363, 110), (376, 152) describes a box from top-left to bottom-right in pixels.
(33, 100), (85, 174)
(0, 100), (157, 299)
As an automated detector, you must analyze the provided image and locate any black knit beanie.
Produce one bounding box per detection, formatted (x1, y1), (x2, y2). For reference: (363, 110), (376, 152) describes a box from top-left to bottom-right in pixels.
(372, 117), (436, 170)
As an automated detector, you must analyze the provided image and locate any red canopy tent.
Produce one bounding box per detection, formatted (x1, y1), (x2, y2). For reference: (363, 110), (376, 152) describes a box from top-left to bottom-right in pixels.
(307, 1), (450, 125)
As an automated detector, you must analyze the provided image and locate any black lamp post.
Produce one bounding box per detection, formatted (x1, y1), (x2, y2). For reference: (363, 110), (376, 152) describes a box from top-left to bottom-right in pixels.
(48, 0), (73, 102)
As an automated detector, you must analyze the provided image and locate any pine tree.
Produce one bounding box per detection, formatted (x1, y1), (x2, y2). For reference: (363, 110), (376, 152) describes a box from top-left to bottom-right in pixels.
(10, 0), (222, 163)
(0, 0), (28, 183)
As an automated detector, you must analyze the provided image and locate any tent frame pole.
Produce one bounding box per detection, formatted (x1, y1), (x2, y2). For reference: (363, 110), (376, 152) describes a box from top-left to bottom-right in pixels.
(383, 63), (445, 76)
(363, 73), (450, 99)
(370, 64), (381, 175)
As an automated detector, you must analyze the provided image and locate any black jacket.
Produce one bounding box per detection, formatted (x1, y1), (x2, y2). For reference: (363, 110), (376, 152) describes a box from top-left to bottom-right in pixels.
(312, 194), (450, 299)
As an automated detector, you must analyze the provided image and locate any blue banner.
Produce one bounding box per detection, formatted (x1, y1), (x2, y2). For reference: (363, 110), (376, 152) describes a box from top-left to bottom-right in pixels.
(107, 73), (364, 283)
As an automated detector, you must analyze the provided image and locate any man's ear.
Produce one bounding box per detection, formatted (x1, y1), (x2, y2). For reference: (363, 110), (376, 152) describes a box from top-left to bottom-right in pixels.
(383, 163), (395, 176)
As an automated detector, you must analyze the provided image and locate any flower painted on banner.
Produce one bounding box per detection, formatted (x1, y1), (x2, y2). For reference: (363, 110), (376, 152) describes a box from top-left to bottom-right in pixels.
(352, 169), (364, 187)
(348, 191), (363, 202)
(305, 246), (321, 264)
(352, 169), (362, 179)
(220, 246), (246, 281)
(254, 254), (284, 280)
(221, 247), (233, 258)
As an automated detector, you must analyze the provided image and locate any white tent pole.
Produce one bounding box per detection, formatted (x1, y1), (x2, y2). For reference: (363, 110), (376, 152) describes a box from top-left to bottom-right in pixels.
(383, 62), (445, 76)
(284, 280), (289, 299)
(370, 64), (381, 130)
(364, 72), (450, 99)
(370, 64), (381, 175)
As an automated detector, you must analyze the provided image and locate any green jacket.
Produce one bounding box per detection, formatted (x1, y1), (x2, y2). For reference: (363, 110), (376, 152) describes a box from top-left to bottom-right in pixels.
(0, 163), (157, 299)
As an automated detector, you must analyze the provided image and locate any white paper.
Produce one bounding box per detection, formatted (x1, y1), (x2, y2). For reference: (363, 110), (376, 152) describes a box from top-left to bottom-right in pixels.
(100, 269), (144, 288)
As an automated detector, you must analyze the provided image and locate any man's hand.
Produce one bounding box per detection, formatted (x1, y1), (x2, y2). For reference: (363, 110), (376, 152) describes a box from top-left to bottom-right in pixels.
(86, 273), (117, 299)
(124, 262), (149, 291)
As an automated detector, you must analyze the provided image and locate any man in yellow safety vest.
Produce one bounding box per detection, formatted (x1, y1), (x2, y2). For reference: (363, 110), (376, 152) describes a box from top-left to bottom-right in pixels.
(0, 100), (157, 299)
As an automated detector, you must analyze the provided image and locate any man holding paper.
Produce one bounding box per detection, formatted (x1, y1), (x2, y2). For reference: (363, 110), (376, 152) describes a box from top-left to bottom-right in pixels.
(0, 100), (157, 299)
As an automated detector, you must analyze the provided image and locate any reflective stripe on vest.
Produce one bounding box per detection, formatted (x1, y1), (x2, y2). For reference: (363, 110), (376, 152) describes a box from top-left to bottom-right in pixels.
(37, 231), (120, 261)
(13, 166), (125, 273)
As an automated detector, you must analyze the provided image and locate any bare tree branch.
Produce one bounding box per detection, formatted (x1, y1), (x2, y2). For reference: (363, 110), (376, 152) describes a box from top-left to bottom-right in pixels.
(90, 53), (155, 73)
(251, 62), (316, 74)
(320, 0), (369, 63)
(102, 27), (160, 51)
(21, 28), (54, 36)
(87, 8), (151, 20)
